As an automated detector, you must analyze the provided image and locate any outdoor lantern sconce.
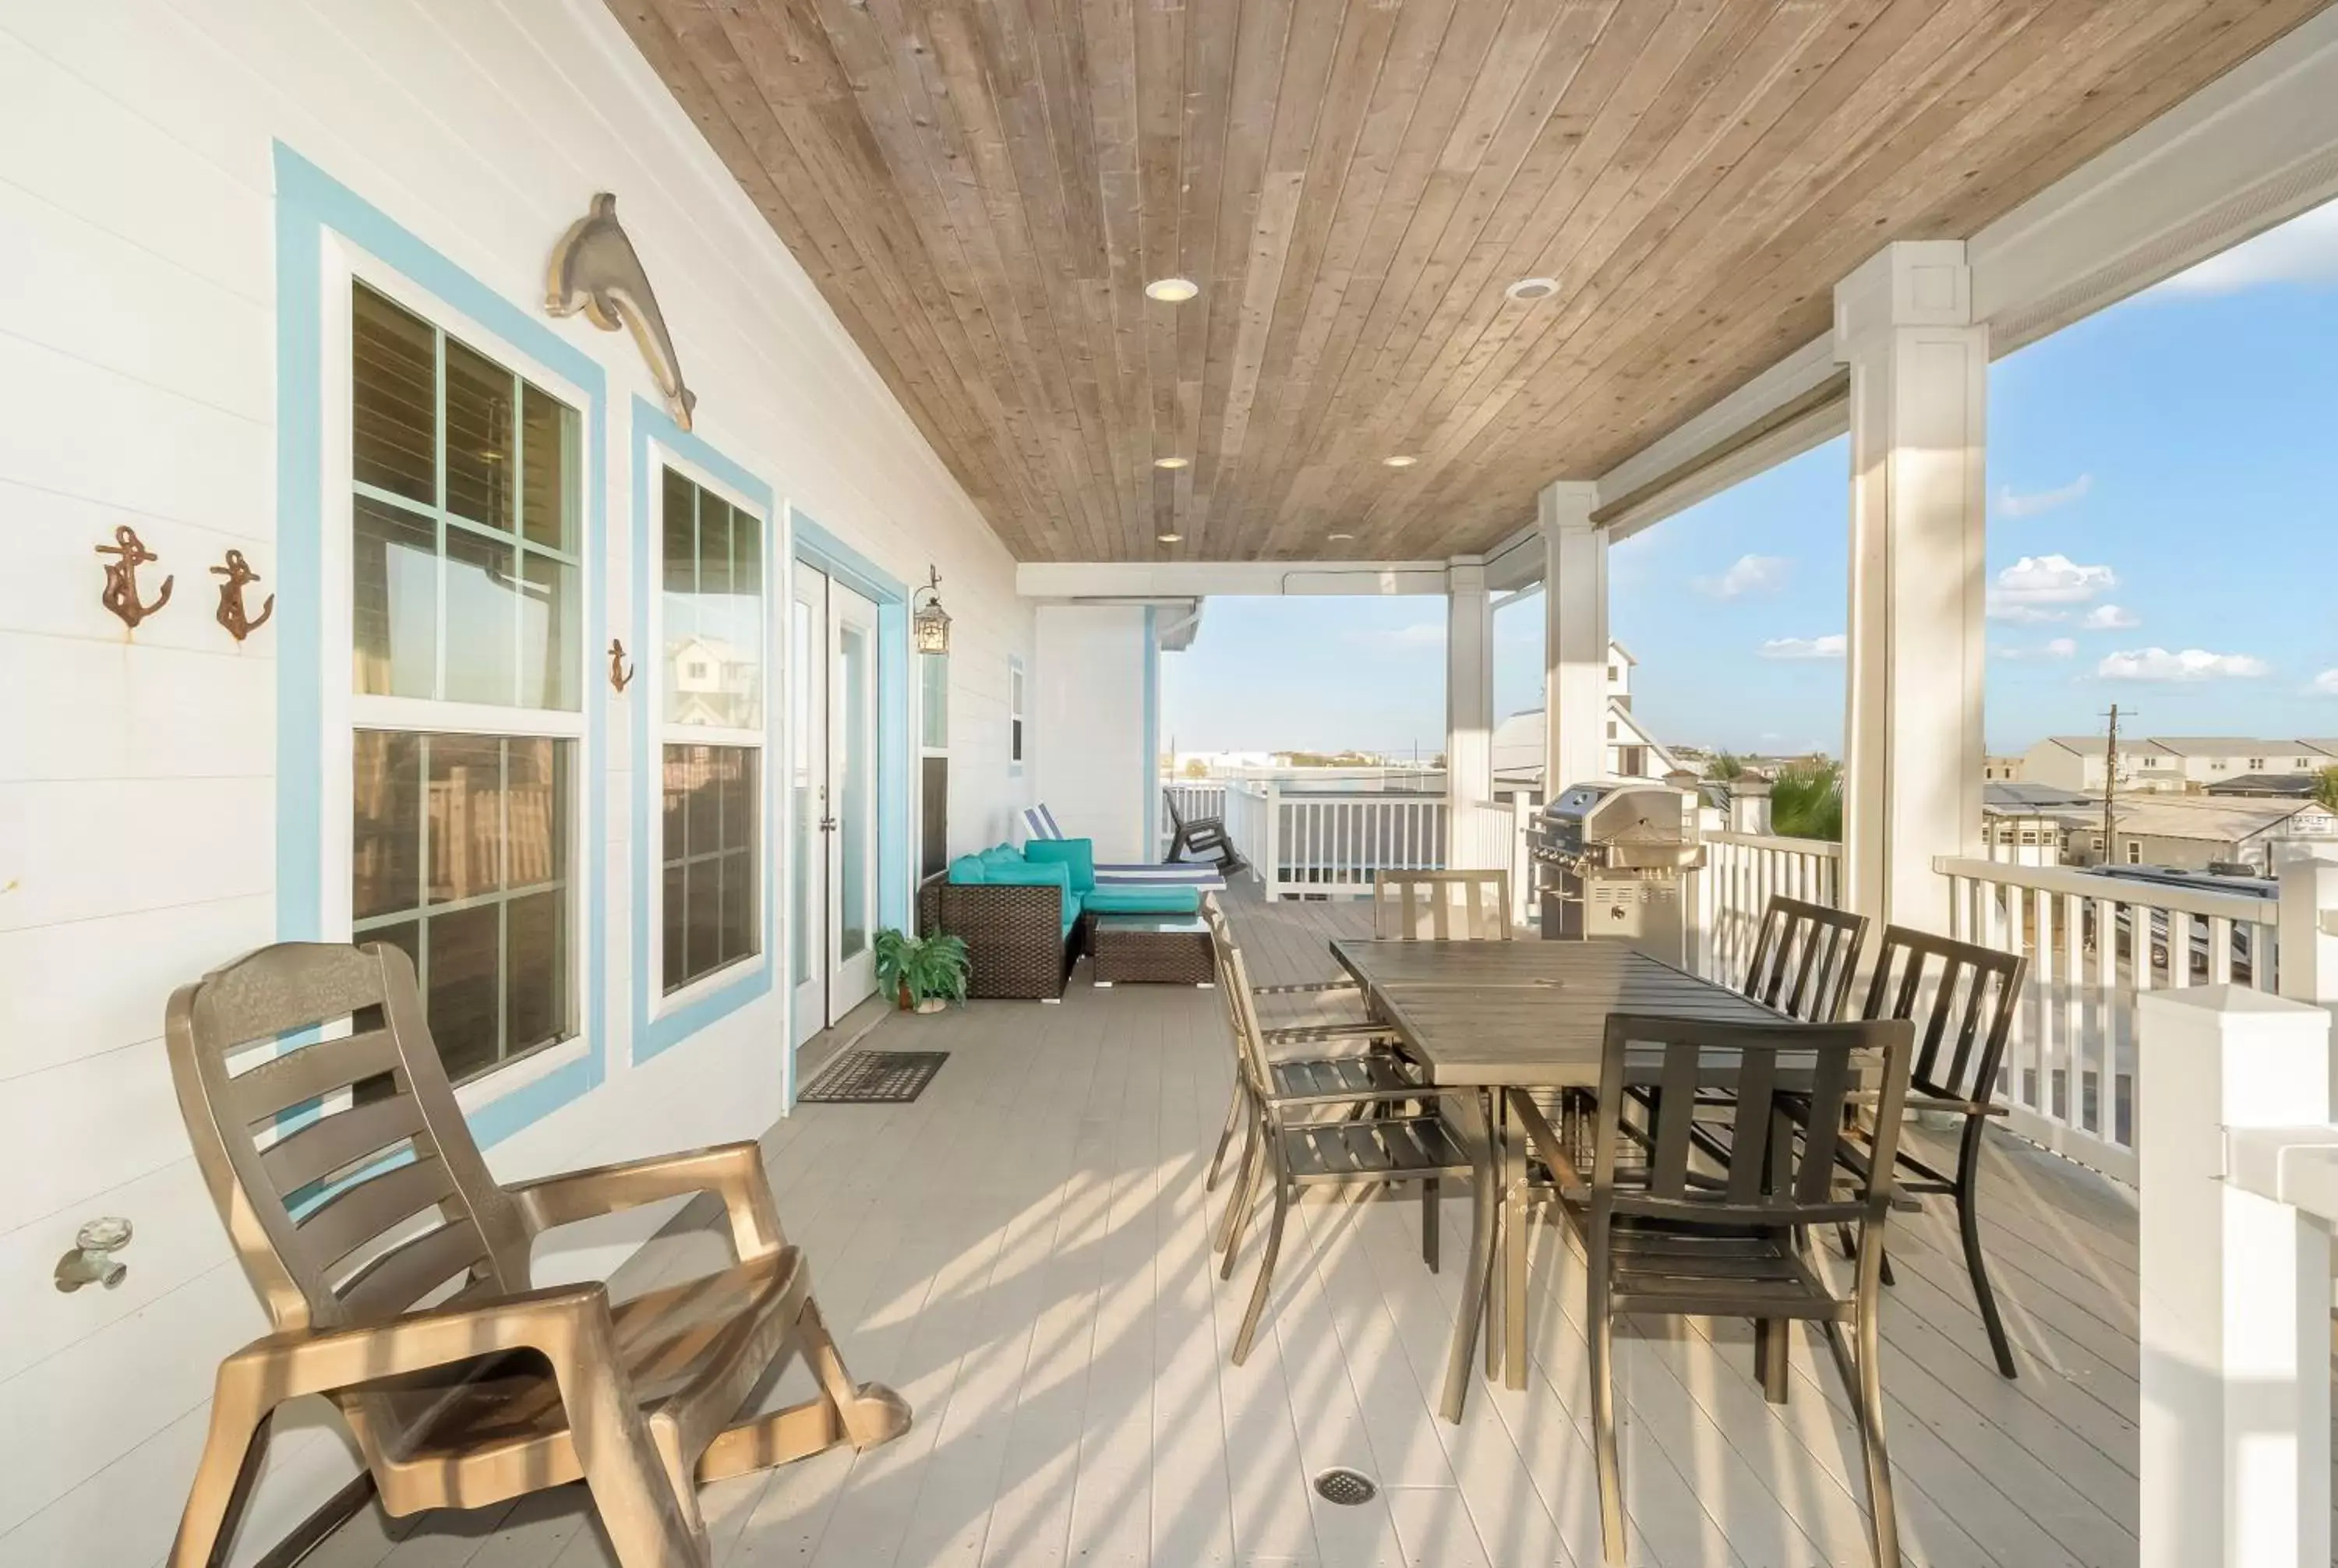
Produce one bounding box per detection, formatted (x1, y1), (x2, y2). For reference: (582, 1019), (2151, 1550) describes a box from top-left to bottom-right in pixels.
(913, 567), (952, 655)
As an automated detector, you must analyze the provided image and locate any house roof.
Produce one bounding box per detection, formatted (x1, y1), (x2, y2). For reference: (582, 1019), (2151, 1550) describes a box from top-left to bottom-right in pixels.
(2106, 794), (2322, 843)
(2147, 737), (2311, 758)
(2039, 736), (2176, 758)
(1984, 782), (2097, 812)
(2203, 773), (2322, 798)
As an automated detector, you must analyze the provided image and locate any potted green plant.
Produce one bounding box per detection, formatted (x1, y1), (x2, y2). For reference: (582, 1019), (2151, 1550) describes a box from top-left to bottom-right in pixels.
(873, 928), (971, 1013)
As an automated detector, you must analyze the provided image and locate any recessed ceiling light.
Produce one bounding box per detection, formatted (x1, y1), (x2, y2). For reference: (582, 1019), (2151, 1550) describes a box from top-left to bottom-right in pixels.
(1157, 532), (1182, 543)
(1145, 277), (1199, 302)
(1506, 276), (1559, 302)
(1153, 455), (1189, 470)
(1382, 454), (1418, 468)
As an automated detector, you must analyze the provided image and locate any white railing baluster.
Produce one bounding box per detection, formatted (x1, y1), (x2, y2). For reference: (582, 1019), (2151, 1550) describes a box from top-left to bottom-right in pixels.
(1927, 856), (2277, 1184)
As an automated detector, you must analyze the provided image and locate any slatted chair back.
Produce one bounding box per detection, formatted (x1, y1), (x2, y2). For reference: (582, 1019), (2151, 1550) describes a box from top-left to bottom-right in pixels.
(1591, 1013), (1913, 1231)
(1199, 901), (1272, 1100)
(1373, 870), (1511, 941)
(1741, 895), (1870, 1022)
(1165, 789), (1193, 835)
(165, 941), (533, 1462)
(1860, 925), (2026, 1108)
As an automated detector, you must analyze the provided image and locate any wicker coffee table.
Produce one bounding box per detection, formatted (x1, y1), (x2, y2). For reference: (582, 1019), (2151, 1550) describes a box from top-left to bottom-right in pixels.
(1087, 913), (1216, 986)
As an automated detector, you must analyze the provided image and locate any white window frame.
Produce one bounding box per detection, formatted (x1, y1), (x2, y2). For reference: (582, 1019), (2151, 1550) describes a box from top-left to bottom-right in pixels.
(320, 239), (594, 1101)
(647, 444), (773, 1017)
(1008, 654), (1026, 774)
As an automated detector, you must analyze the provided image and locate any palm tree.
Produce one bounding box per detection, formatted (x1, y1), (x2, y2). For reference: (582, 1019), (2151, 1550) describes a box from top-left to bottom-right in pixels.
(1770, 758), (1843, 842)
(2317, 765), (2338, 815)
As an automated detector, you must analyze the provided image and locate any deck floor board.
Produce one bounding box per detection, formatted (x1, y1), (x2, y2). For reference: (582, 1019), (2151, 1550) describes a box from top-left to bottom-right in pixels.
(344, 885), (2210, 1568)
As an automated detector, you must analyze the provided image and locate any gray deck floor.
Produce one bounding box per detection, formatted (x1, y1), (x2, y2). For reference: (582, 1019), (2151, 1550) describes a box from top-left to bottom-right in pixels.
(313, 886), (2154, 1568)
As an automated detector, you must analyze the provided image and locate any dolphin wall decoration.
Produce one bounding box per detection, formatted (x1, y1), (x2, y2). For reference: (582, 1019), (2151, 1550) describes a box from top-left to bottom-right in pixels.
(546, 192), (698, 430)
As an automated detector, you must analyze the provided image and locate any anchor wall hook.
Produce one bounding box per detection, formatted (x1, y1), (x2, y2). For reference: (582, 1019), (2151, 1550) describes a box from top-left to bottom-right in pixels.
(96, 525), (172, 630)
(609, 638), (635, 693)
(210, 549), (274, 642)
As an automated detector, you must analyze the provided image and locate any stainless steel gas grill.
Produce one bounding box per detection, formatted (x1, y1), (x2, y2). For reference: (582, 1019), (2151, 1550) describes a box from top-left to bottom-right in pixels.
(1528, 782), (1706, 965)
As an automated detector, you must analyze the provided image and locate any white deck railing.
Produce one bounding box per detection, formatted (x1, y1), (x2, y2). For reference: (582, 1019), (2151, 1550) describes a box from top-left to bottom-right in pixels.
(1695, 831), (1844, 987)
(1218, 779), (1450, 899)
(1937, 856), (2279, 1185)
(1160, 781), (1227, 853)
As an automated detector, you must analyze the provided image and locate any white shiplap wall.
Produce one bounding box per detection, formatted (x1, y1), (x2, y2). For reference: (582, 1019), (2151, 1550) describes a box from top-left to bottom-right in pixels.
(0, 2), (1033, 1563)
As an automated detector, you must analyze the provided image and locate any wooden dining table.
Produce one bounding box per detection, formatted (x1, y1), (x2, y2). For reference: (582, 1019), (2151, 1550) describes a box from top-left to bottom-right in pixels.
(1329, 936), (1779, 1421)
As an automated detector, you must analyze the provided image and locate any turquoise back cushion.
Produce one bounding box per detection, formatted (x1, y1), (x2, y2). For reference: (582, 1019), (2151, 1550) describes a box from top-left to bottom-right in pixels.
(980, 858), (1072, 892)
(1024, 837), (1097, 893)
(947, 853), (988, 885)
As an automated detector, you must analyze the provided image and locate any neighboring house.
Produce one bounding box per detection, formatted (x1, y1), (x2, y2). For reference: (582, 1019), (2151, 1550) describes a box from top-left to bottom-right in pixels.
(1491, 641), (1681, 786)
(2018, 735), (2336, 793)
(1983, 754), (2022, 782)
(2061, 793), (2338, 873)
(666, 632), (758, 728)
(2018, 735), (2184, 793)
(1981, 781), (2098, 867)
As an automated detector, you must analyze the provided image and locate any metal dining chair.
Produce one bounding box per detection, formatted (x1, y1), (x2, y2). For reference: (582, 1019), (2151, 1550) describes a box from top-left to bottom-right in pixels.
(1198, 895), (1421, 1194)
(1372, 869), (1512, 941)
(1202, 907), (1468, 1365)
(1741, 895), (1870, 1021)
(1842, 923), (2028, 1378)
(1509, 1012), (1916, 1568)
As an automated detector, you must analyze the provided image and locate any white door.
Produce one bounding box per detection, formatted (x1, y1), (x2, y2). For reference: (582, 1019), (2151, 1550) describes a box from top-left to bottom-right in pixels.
(790, 567), (881, 1044)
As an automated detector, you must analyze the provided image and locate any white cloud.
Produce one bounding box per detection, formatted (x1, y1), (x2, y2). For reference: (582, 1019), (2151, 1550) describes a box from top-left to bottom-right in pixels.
(1987, 553), (2117, 620)
(2312, 669), (2338, 695)
(2000, 637), (2078, 662)
(1761, 634), (1845, 661)
(2096, 647), (2269, 682)
(2152, 201), (2338, 296)
(1997, 475), (2093, 519)
(1693, 553), (1789, 599)
(2080, 604), (2140, 630)
(1346, 621), (1443, 651)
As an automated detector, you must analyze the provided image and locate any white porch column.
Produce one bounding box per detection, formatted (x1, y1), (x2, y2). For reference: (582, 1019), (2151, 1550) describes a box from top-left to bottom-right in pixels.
(1541, 481), (1606, 796)
(1834, 241), (1988, 931)
(2138, 986), (2333, 1568)
(1446, 554), (1495, 867)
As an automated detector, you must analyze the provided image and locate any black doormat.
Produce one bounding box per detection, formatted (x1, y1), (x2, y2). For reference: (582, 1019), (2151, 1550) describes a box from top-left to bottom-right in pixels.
(798, 1050), (949, 1104)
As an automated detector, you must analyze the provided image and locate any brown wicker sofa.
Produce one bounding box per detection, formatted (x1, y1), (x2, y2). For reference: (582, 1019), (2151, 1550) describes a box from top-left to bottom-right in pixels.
(916, 874), (1082, 1000)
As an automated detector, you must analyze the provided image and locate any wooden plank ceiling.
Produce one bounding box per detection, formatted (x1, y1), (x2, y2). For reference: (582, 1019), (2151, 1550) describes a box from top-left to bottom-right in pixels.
(608, 0), (2328, 563)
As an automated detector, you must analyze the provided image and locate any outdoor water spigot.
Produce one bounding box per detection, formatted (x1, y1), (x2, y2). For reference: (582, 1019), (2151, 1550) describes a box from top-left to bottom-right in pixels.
(54, 1217), (132, 1292)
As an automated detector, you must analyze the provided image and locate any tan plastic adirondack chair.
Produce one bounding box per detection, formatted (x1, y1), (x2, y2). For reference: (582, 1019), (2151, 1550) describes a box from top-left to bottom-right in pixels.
(163, 941), (909, 1568)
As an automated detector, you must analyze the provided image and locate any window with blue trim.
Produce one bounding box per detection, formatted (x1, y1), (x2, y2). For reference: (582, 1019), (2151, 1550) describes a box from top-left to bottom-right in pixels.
(657, 464), (766, 994)
(348, 281), (584, 1082)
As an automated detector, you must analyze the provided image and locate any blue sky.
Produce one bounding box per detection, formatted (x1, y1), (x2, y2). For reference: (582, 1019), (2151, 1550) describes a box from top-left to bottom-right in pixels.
(1164, 200), (2338, 758)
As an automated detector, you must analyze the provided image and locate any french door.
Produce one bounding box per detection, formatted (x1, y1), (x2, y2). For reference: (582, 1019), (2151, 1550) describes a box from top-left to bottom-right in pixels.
(791, 566), (881, 1044)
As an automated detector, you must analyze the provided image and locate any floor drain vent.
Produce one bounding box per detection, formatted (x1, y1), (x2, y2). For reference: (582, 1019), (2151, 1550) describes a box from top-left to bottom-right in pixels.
(1313, 1467), (1379, 1506)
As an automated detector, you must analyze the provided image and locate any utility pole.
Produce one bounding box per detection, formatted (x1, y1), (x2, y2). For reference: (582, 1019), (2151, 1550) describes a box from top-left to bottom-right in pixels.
(2101, 704), (2131, 865)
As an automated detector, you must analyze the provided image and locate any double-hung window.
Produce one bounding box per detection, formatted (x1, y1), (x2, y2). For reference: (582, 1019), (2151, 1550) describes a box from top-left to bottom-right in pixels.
(658, 465), (765, 995)
(347, 281), (584, 1082)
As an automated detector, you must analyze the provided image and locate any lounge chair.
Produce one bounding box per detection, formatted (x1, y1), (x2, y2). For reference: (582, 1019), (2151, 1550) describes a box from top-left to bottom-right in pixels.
(1019, 803), (1229, 889)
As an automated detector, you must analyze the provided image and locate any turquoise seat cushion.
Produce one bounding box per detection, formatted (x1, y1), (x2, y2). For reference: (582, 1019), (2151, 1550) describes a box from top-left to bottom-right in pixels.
(947, 853), (988, 885)
(1023, 837), (1097, 894)
(1082, 884), (1203, 916)
(1061, 891), (1082, 936)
